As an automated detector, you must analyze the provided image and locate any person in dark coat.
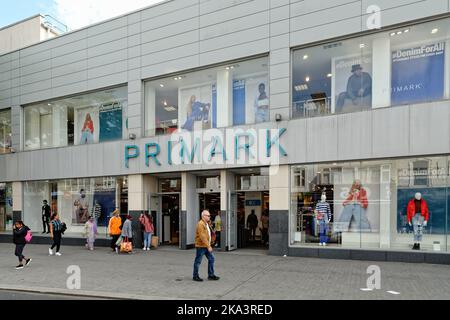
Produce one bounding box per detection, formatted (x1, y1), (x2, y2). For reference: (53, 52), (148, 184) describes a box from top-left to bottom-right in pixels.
(247, 210), (259, 241)
(13, 220), (32, 270)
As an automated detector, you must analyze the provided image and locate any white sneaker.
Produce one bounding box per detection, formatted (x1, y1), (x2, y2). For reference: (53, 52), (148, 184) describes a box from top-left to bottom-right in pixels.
(55, 252), (62, 256)
(48, 248), (54, 256)
(323, 243), (327, 246)
(143, 248), (147, 251)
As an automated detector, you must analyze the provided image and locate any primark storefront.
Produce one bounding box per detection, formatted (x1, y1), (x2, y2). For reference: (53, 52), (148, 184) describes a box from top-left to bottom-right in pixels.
(1, 1), (450, 263)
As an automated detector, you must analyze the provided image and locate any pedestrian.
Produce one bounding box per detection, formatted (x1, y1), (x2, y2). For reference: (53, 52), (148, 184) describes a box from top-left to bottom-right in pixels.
(247, 210), (258, 241)
(108, 209), (122, 253)
(139, 212), (154, 251)
(83, 215), (98, 250)
(42, 200), (51, 233)
(121, 215), (133, 253)
(192, 210), (220, 282)
(13, 220), (32, 270)
(49, 213), (63, 256)
(261, 210), (269, 246)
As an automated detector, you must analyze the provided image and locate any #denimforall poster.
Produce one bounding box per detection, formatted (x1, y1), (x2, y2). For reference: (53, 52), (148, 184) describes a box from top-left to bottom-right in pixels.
(391, 42), (445, 105)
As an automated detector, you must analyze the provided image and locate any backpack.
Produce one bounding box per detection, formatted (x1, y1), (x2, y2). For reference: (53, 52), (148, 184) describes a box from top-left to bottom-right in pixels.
(25, 229), (32, 243)
(61, 222), (67, 234)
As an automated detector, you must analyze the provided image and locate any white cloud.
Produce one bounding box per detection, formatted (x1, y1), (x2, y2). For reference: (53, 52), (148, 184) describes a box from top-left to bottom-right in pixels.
(53, 0), (165, 30)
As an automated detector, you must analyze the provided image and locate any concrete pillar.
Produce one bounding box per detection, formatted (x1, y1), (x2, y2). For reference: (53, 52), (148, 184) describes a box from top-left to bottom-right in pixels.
(52, 105), (68, 147)
(128, 175), (158, 248)
(372, 36), (391, 108)
(269, 165), (289, 256)
(181, 172), (197, 249)
(12, 182), (22, 223)
(216, 69), (233, 128)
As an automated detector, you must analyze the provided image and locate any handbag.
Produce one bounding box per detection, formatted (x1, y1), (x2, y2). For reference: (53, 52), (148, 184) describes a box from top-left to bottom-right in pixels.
(120, 237), (133, 253)
(25, 230), (33, 243)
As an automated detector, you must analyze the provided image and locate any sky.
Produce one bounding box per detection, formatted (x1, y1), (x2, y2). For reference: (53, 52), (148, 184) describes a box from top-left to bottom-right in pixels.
(0, 0), (165, 31)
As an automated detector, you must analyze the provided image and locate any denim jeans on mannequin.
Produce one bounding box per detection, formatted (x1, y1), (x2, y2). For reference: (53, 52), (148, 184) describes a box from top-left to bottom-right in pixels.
(335, 203), (371, 232)
(318, 219), (328, 243)
(412, 213), (425, 242)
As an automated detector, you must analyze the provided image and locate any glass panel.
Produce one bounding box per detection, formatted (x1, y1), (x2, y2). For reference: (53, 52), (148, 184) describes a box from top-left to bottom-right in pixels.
(0, 109), (11, 154)
(0, 183), (13, 231)
(24, 86), (127, 150)
(144, 57), (269, 136)
(292, 17), (450, 119)
(159, 178), (181, 193)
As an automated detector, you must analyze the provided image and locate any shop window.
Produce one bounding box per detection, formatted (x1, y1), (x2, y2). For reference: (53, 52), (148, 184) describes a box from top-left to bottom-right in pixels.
(290, 156), (450, 252)
(23, 86), (127, 150)
(0, 183), (13, 231)
(0, 109), (12, 154)
(292, 17), (450, 119)
(144, 57), (269, 136)
(159, 178), (181, 193)
(23, 176), (127, 234)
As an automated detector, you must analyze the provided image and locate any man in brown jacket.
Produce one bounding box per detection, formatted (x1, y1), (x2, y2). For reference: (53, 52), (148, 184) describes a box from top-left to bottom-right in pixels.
(192, 210), (220, 282)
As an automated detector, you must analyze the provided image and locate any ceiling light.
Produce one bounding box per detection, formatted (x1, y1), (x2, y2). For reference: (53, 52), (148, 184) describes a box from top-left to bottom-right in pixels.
(359, 44), (365, 48)
(303, 55), (308, 60)
(305, 76), (310, 82)
(159, 84), (164, 88)
(164, 106), (177, 112)
(396, 31), (402, 35)
(163, 101), (168, 106)
(431, 28), (438, 34)
(327, 73), (332, 78)
(47, 103), (52, 106)
(403, 29), (410, 33)
(390, 32), (396, 37)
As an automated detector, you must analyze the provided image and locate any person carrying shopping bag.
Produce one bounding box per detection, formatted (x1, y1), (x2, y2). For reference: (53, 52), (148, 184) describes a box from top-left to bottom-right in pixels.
(139, 212), (154, 251)
(13, 220), (32, 270)
(120, 215), (133, 254)
(108, 209), (122, 253)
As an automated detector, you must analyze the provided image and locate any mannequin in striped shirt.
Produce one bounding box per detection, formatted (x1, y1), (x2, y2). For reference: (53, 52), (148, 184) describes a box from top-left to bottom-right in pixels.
(315, 194), (331, 246)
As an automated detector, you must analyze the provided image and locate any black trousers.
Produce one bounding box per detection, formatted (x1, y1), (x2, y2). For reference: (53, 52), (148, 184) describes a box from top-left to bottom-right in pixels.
(51, 231), (62, 252)
(15, 244), (25, 262)
(42, 217), (50, 233)
(249, 227), (257, 241)
(110, 235), (120, 249)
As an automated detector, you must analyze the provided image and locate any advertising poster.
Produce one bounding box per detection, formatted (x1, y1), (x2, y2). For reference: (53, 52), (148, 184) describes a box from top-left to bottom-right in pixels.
(397, 187), (446, 235)
(247, 76), (269, 124)
(92, 190), (116, 226)
(76, 107), (99, 145)
(391, 42), (445, 105)
(99, 102), (122, 142)
(233, 80), (246, 125)
(333, 183), (380, 233)
(179, 85), (212, 131)
(72, 189), (91, 225)
(333, 54), (372, 113)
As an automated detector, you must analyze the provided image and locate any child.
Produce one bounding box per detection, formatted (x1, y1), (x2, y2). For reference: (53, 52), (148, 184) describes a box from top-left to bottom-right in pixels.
(13, 220), (32, 270)
(83, 215), (98, 250)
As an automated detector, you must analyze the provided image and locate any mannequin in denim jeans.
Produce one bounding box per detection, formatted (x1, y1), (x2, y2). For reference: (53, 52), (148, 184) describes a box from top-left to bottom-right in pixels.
(315, 194), (331, 246)
(407, 193), (429, 251)
(335, 180), (371, 232)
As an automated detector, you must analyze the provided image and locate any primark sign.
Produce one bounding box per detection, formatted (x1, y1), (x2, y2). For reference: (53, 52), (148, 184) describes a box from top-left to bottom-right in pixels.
(124, 128), (287, 168)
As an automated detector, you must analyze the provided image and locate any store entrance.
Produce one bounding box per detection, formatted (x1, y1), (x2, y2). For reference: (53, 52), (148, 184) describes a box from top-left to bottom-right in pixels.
(160, 194), (180, 246)
(198, 192), (221, 247)
(235, 191), (270, 249)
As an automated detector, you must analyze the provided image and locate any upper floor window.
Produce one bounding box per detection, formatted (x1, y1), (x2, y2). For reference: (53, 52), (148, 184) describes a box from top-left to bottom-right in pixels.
(292, 17), (450, 119)
(24, 86), (127, 151)
(144, 57), (269, 136)
(0, 109), (11, 154)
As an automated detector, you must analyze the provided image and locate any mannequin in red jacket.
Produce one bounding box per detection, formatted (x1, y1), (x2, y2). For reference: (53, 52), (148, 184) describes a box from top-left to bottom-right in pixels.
(406, 192), (429, 250)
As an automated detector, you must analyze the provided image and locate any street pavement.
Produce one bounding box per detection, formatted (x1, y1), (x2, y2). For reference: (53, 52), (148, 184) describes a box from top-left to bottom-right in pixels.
(0, 243), (449, 300)
(0, 290), (103, 300)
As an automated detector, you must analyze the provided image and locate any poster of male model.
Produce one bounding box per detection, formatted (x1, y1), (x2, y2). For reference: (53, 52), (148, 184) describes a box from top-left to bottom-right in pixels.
(332, 54), (373, 113)
(391, 41), (445, 105)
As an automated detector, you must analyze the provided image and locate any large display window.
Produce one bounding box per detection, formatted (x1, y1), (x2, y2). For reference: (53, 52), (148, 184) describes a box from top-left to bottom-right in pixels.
(144, 57), (269, 136)
(23, 176), (128, 235)
(292, 17), (450, 118)
(0, 109), (11, 154)
(23, 86), (127, 150)
(290, 156), (450, 252)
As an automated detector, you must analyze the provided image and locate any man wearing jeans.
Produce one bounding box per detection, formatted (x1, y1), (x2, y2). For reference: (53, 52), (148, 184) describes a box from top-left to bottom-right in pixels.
(192, 210), (220, 282)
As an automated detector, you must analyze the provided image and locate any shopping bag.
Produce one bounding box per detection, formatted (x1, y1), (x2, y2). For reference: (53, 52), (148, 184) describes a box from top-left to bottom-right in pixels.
(151, 236), (159, 248)
(115, 235), (123, 247)
(120, 237), (133, 253)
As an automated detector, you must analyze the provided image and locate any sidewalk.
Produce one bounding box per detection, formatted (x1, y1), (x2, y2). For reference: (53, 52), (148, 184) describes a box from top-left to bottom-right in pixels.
(1, 243), (450, 300)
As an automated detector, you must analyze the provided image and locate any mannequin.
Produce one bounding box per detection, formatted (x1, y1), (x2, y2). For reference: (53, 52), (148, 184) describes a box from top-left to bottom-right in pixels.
(315, 194), (331, 246)
(407, 192), (429, 250)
